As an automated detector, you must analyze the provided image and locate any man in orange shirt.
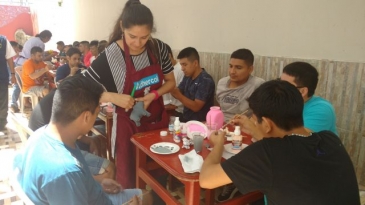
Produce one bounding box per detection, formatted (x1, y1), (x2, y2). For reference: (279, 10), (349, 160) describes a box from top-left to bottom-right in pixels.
(21, 46), (52, 97)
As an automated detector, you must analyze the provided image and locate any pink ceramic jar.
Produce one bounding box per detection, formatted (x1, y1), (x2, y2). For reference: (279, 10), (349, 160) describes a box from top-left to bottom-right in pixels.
(206, 106), (224, 129)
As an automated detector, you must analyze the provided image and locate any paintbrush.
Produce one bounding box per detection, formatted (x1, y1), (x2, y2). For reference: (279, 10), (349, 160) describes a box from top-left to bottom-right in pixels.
(121, 191), (150, 205)
(220, 109), (251, 130)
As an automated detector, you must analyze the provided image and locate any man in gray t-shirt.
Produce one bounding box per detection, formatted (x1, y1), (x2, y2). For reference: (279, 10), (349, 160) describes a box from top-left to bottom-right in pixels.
(216, 49), (264, 123)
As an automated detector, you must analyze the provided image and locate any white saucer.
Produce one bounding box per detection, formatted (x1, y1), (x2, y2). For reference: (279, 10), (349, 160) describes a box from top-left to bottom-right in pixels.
(224, 143), (248, 155)
(150, 142), (180, 155)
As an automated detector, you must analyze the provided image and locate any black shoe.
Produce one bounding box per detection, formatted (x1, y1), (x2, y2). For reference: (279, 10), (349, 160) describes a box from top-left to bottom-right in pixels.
(216, 184), (238, 202)
(10, 104), (20, 113)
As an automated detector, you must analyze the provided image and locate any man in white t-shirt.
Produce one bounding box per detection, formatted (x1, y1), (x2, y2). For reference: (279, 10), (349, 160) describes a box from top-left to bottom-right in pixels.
(163, 44), (184, 116)
(215, 48), (264, 202)
(216, 49), (264, 123)
(0, 35), (17, 130)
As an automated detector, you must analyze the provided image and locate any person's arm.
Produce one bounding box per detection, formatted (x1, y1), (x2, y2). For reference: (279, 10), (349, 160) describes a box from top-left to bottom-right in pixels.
(28, 64), (51, 80)
(170, 88), (205, 112)
(232, 115), (265, 141)
(5, 39), (16, 84)
(200, 131), (232, 188)
(100, 92), (134, 110)
(42, 173), (91, 205)
(83, 52), (135, 111)
(7, 58), (15, 84)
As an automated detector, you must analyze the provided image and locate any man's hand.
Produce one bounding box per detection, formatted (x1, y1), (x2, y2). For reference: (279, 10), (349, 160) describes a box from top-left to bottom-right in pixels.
(101, 178), (122, 194)
(209, 130), (226, 147)
(232, 115), (264, 141)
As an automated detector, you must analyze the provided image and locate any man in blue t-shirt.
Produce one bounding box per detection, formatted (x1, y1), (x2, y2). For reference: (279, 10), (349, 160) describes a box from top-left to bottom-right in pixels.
(13, 76), (152, 205)
(55, 47), (83, 84)
(280, 62), (338, 135)
(170, 47), (215, 122)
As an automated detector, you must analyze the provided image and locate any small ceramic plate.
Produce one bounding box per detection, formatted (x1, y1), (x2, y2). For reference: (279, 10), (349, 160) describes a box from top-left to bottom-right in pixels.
(224, 143), (248, 155)
(150, 142), (180, 155)
(185, 121), (208, 139)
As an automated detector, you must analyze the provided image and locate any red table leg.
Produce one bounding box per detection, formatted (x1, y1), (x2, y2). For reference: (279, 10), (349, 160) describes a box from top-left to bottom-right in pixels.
(205, 189), (215, 205)
(135, 147), (147, 189)
(184, 181), (201, 205)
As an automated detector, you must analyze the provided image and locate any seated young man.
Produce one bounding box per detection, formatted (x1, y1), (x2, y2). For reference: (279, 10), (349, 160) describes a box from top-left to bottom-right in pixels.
(14, 76), (152, 205)
(28, 89), (115, 182)
(21, 46), (51, 97)
(79, 40), (92, 67)
(170, 47), (215, 122)
(162, 44), (184, 116)
(199, 80), (360, 205)
(55, 47), (83, 84)
(280, 62), (338, 135)
(217, 48), (264, 123)
(215, 48), (264, 202)
(89, 40), (99, 64)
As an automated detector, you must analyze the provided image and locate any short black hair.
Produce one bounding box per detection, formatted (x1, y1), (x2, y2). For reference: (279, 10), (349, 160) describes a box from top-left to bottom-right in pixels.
(230, 48), (254, 66)
(166, 44), (173, 58)
(18, 45), (23, 50)
(56, 41), (65, 46)
(177, 47), (199, 63)
(282, 62), (318, 97)
(10, 41), (18, 47)
(248, 80), (304, 131)
(66, 47), (81, 57)
(90, 40), (99, 47)
(80, 41), (89, 46)
(99, 40), (108, 45)
(30, 46), (43, 54)
(51, 75), (104, 125)
(73, 41), (80, 47)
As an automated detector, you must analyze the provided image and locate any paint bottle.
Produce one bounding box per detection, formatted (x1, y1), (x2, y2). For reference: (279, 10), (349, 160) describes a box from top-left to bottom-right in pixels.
(173, 117), (181, 143)
(232, 126), (243, 150)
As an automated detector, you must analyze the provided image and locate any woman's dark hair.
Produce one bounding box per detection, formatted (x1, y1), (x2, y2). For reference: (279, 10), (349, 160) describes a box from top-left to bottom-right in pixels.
(109, 0), (160, 63)
(248, 80), (304, 131)
(230, 49), (254, 66)
(35, 30), (52, 39)
(51, 75), (104, 125)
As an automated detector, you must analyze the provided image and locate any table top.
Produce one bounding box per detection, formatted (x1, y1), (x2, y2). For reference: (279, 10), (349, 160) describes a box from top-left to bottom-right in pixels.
(131, 128), (252, 182)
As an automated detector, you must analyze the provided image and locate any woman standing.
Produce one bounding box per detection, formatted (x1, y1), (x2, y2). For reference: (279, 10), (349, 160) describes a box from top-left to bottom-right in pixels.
(83, 0), (175, 188)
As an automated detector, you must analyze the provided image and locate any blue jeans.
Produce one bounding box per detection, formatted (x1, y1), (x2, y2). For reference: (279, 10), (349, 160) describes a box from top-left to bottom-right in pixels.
(11, 83), (20, 108)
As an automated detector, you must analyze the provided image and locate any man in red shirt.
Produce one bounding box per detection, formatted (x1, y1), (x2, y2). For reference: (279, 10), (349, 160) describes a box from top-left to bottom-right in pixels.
(79, 41), (92, 67)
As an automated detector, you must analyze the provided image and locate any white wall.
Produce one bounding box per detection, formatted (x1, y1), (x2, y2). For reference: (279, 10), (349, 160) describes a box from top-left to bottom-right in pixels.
(144, 0), (365, 62)
(36, 0), (365, 62)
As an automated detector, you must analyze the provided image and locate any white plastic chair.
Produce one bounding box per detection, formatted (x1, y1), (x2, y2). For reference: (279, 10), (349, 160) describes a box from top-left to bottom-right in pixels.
(14, 67), (39, 113)
(9, 168), (35, 205)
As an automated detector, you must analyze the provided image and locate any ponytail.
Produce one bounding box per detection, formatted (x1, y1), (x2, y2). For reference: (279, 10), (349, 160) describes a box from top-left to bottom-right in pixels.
(108, 0), (154, 45)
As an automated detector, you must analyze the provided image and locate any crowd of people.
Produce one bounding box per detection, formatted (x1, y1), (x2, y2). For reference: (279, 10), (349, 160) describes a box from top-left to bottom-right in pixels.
(0, 0), (360, 204)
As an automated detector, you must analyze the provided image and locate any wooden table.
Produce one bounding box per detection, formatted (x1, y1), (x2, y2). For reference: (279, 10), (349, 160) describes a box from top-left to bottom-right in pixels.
(131, 128), (255, 205)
